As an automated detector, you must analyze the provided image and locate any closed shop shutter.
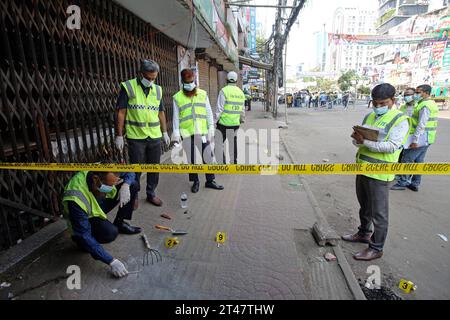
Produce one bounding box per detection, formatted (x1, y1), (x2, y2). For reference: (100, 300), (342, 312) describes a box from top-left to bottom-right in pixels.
(198, 59), (210, 95)
(209, 65), (219, 109)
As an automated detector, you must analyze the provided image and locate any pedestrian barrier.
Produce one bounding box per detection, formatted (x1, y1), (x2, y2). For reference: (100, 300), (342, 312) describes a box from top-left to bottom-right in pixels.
(0, 163), (449, 175)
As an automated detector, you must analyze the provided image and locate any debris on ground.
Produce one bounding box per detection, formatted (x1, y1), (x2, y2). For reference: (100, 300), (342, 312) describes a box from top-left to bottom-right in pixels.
(111, 289), (118, 294)
(289, 182), (302, 187)
(359, 283), (402, 300)
(437, 234), (448, 242)
(276, 154), (284, 160)
(403, 237), (408, 240)
(17, 239), (22, 244)
(184, 210), (189, 215)
(160, 213), (172, 220)
(8, 292), (14, 299)
(1, 282), (11, 288)
(322, 159), (330, 163)
(324, 252), (337, 262)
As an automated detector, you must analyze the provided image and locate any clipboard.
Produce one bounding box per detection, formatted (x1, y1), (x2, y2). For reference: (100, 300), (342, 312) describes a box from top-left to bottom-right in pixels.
(353, 125), (379, 142)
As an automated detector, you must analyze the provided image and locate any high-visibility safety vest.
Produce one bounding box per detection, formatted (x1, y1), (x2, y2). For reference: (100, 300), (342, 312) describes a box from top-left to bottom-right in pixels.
(62, 171), (117, 232)
(356, 109), (409, 182)
(121, 78), (163, 139)
(399, 103), (417, 134)
(219, 85), (246, 127)
(411, 99), (439, 145)
(173, 89), (209, 138)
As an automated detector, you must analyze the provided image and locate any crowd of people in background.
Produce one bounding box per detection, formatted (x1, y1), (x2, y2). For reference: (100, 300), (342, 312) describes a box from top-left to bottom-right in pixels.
(285, 90), (355, 110)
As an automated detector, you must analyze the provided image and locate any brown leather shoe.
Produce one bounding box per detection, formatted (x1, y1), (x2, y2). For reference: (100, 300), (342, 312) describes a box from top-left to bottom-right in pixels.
(341, 232), (372, 244)
(147, 196), (163, 207)
(353, 248), (383, 261)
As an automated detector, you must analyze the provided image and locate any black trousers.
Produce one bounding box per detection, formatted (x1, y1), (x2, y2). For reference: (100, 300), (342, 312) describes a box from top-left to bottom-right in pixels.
(89, 182), (138, 244)
(216, 123), (239, 164)
(356, 175), (389, 252)
(127, 137), (161, 198)
(182, 135), (215, 183)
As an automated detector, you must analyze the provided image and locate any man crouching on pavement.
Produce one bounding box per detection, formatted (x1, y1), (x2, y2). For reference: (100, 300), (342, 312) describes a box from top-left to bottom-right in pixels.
(63, 171), (141, 278)
(342, 83), (409, 261)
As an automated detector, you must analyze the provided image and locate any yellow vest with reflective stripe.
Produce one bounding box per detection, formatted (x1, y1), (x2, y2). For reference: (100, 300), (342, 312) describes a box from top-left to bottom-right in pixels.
(412, 99), (439, 145)
(219, 85), (245, 127)
(121, 78), (162, 139)
(356, 109), (409, 182)
(62, 171), (117, 233)
(173, 89), (208, 138)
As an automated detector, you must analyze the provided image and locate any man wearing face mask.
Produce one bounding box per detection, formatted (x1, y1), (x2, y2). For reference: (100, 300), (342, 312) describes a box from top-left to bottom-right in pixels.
(342, 83), (409, 261)
(391, 84), (439, 192)
(115, 60), (170, 207)
(172, 69), (224, 193)
(63, 171), (140, 278)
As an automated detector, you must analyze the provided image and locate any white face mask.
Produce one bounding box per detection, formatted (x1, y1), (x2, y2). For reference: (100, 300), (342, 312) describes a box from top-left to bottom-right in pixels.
(183, 82), (196, 92)
(141, 77), (154, 88)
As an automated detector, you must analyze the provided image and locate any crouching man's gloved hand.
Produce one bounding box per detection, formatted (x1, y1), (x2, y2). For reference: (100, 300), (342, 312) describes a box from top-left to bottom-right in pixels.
(118, 183), (131, 208)
(110, 259), (128, 278)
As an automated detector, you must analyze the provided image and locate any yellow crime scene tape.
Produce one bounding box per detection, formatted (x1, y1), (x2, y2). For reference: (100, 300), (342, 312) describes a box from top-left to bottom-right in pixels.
(0, 163), (450, 175)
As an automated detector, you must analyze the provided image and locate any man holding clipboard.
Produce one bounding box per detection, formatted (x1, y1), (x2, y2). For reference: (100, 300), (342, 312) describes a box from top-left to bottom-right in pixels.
(342, 84), (409, 261)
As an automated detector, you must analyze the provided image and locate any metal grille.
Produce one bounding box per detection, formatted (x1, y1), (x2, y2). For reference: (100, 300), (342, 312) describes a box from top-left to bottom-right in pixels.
(0, 0), (179, 250)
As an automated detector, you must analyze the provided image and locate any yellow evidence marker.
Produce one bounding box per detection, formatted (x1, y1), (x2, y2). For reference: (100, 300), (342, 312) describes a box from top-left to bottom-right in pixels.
(165, 237), (179, 249)
(399, 279), (417, 294)
(215, 232), (226, 247)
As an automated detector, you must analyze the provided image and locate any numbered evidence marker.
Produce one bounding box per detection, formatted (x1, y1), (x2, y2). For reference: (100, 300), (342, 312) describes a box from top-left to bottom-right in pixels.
(215, 232), (226, 247)
(165, 237), (179, 249)
(399, 279), (417, 294)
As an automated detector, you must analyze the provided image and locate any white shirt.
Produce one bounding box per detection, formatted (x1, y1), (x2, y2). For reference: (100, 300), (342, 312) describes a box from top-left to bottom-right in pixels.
(353, 113), (410, 154)
(172, 94), (214, 138)
(412, 106), (431, 145)
(216, 84), (246, 123)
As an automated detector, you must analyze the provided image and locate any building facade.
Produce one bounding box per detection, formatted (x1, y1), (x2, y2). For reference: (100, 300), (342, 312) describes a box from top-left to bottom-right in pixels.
(329, 7), (378, 74)
(377, 0), (430, 34)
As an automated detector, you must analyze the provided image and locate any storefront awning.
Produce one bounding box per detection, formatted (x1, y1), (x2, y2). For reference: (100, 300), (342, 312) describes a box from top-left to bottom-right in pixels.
(238, 56), (273, 71)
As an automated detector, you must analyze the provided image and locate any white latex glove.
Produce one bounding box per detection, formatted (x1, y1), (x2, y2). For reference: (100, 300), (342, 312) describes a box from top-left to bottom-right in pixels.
(208, 128), (215, 142)
(163, 132), (170, 146)
(118, 183), (131, 208)
(110, 259), (128, 278)
(115, 136), (124, 152)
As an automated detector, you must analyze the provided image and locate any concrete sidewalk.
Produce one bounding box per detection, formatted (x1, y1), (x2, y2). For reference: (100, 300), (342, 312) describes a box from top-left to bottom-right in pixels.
(1, 104), (355, 300)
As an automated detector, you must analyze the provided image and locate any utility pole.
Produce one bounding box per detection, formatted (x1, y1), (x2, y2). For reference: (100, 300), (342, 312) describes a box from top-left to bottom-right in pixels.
(284, 38), (288, 124)
(272, 0), (307, 118)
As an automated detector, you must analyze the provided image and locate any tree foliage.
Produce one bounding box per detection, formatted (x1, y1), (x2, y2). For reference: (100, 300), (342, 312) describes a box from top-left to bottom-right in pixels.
(338, 70), (359, 92)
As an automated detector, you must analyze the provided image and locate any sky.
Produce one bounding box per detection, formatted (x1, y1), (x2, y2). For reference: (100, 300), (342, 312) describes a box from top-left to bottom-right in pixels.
(250, 0), (379, 75)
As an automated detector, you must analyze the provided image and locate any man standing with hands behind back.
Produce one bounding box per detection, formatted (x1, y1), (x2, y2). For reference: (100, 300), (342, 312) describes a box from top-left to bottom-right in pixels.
(342, 83), (409, 261)
(391, 84), (439, 192)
